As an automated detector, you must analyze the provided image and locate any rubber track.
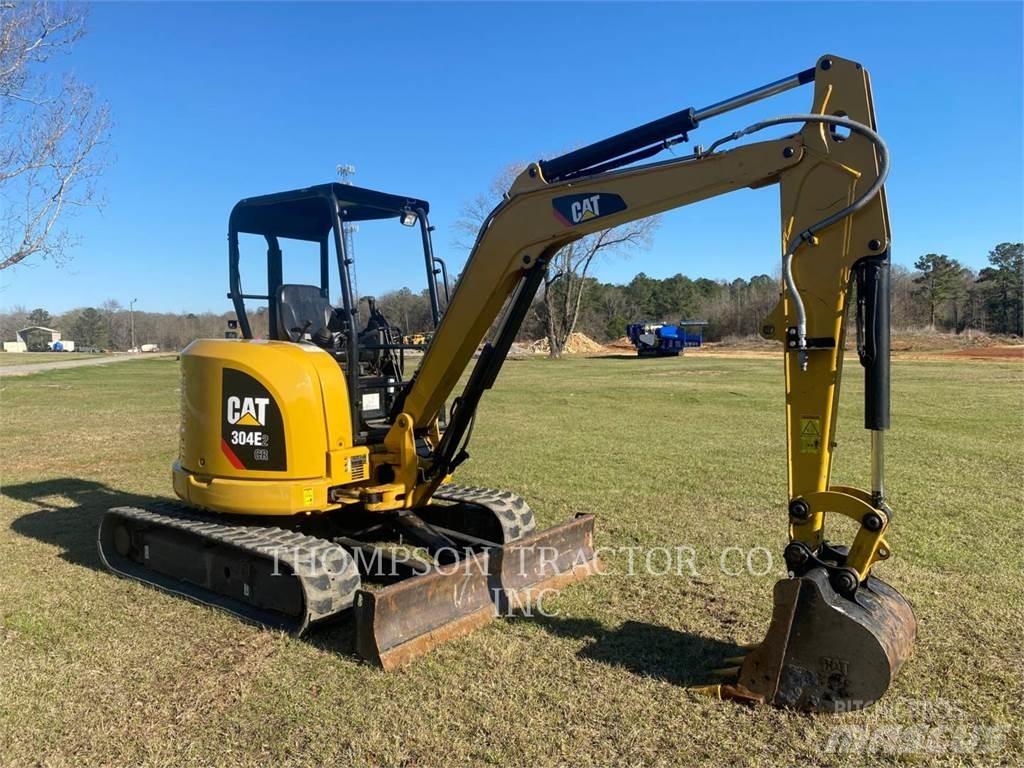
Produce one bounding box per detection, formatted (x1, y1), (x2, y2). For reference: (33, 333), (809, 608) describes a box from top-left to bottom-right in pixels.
(99, 502), (360, 634)
(431, 484), (537, 543)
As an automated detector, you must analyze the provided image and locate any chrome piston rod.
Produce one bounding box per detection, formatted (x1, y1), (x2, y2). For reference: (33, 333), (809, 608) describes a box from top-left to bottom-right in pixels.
(871, 430), (885, 504)
(694, 67), (816, 122)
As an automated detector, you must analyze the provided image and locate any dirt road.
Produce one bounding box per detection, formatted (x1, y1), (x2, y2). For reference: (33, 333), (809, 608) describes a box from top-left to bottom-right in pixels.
(0, 353), (175, 377)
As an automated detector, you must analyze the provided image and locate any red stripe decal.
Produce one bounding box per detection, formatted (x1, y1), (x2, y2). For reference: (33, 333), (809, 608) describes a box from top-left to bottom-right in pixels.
(552, 208), (572, 227)
(221, 438), (245, 469)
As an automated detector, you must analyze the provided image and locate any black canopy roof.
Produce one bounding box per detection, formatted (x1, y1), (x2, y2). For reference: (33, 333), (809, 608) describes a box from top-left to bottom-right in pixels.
(229, 183), (430, 242)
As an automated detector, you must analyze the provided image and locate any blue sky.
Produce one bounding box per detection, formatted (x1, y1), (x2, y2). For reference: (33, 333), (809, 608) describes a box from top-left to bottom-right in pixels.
(3, 1), (1022, 314)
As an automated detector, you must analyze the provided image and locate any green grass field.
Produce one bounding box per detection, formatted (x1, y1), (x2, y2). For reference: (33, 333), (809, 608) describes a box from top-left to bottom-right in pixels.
(1, 355), (1021, 766)
(0, 351), (105, 367)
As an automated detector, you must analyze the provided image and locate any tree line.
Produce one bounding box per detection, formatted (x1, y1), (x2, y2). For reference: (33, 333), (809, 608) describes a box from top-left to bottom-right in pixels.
(383, 241), (1023, 345)
(3, 242), (1019, 353)
(910, 244), (1023, 335)
(447, 167), (1021, 355)
(0, 302), (269, 351)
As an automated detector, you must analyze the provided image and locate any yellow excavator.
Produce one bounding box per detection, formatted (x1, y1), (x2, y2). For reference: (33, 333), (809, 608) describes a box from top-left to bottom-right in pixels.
(99, 54), (915, 712)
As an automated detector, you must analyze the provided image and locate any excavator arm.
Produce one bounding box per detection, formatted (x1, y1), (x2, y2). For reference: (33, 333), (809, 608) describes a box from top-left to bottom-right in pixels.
(371, 54), (915, 711)
(385, 54), (888, 531)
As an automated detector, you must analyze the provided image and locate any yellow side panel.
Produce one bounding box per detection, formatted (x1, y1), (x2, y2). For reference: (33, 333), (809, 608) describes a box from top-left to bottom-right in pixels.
(174, 338), (364, 516)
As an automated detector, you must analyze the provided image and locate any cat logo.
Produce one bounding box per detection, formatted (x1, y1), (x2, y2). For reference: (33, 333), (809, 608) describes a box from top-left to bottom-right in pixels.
(572, 195), (602, 222)
(552, 192), (627, 227)
(226, 395), (270, 427)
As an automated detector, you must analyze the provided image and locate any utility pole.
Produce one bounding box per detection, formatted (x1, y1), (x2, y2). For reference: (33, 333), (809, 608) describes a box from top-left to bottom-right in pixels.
(129, 298), (137, 353)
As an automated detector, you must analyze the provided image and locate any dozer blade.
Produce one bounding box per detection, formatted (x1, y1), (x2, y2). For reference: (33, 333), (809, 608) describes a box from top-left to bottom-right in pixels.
(354, 552), (494, 671)
(353, 514), (598, 669)
(488, 513), (598, 611)
(735, 568), (916, 712)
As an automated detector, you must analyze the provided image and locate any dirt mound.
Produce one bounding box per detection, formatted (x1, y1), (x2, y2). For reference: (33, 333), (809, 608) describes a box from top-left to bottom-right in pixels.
(714, 334), (779, 349)
(944, 346), (1024, 360)
(889, 328), (1023, 352)
(606, 336), (635, 351)
(528, 332), (607, 355)
(506, 343), (533, 360)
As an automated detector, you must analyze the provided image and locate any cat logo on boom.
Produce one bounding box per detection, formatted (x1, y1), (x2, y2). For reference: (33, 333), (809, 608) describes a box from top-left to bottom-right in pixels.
(572, 195), (602, 222)
(226, 396), (270, 427)
(552, 192), (627, 227)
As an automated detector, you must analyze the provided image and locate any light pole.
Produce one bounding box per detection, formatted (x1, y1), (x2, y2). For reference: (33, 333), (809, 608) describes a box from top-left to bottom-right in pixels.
(336, 163), (359, 311)
(129, 298), (137, 353)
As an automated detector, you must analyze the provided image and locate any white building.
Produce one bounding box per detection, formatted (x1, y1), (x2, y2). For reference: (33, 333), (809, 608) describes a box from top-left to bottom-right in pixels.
(7, 326), (76, 352)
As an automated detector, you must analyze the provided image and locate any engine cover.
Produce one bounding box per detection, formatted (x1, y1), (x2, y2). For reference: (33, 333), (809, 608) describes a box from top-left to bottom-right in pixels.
(172, 339), (369, 516)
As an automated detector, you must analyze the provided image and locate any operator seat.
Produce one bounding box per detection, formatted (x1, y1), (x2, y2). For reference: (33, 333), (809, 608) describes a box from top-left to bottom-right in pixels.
(275, 284), (332, 341)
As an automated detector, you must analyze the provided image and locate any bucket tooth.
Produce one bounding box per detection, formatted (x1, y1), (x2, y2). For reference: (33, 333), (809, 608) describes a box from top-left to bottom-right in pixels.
(690, 683), (766, 706)
(710, 666), (741, 678)
(690, 684), (723, 699)
(738, 567), (916, 712)
(719, 684), (767, 706)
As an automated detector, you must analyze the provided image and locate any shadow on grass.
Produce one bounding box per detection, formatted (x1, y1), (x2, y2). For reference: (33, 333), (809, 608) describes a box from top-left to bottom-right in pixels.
(513, 614), (745, 687)
(3, 477), (161, 571)
(4, 479), (742, 682)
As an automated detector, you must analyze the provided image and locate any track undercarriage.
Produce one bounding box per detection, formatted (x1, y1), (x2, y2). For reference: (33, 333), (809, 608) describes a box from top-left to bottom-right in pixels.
(98, 485), (597, 669)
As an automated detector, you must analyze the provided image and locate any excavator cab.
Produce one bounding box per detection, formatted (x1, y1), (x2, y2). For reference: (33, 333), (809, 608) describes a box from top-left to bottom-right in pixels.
(226, 183), (450, 432)
(101, 181), (597, 670)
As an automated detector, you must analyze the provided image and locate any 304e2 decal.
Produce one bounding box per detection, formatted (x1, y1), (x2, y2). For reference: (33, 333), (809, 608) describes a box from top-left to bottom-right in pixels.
(221, 368), (286, 470)
(552, 193), (627, 227)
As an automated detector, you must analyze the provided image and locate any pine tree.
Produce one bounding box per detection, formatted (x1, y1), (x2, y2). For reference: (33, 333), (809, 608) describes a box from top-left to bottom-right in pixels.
(71, 308), (109, 348)
(913, 254), (964, 329)
(26, 308), (52, 327)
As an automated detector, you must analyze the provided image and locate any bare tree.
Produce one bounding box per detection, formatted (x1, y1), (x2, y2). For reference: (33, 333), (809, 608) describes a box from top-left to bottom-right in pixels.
(0, 2), (111, 270)
(539, 224), (656, 356)
(455, 163), (658, 357)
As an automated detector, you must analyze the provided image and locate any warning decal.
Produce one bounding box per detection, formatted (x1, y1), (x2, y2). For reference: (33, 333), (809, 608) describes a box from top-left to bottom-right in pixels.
(800, 416), (822, 454)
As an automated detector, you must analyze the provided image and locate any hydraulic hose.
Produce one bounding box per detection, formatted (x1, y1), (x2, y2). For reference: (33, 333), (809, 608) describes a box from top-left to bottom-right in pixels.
(706, 115), (890, 369)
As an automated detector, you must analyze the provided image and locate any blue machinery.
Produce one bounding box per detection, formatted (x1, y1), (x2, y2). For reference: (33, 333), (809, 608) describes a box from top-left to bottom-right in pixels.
(626, 321), (707, 357)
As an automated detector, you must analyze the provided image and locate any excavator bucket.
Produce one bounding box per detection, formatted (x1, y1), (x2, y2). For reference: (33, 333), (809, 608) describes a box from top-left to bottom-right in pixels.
(726, 569), (916, 712)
